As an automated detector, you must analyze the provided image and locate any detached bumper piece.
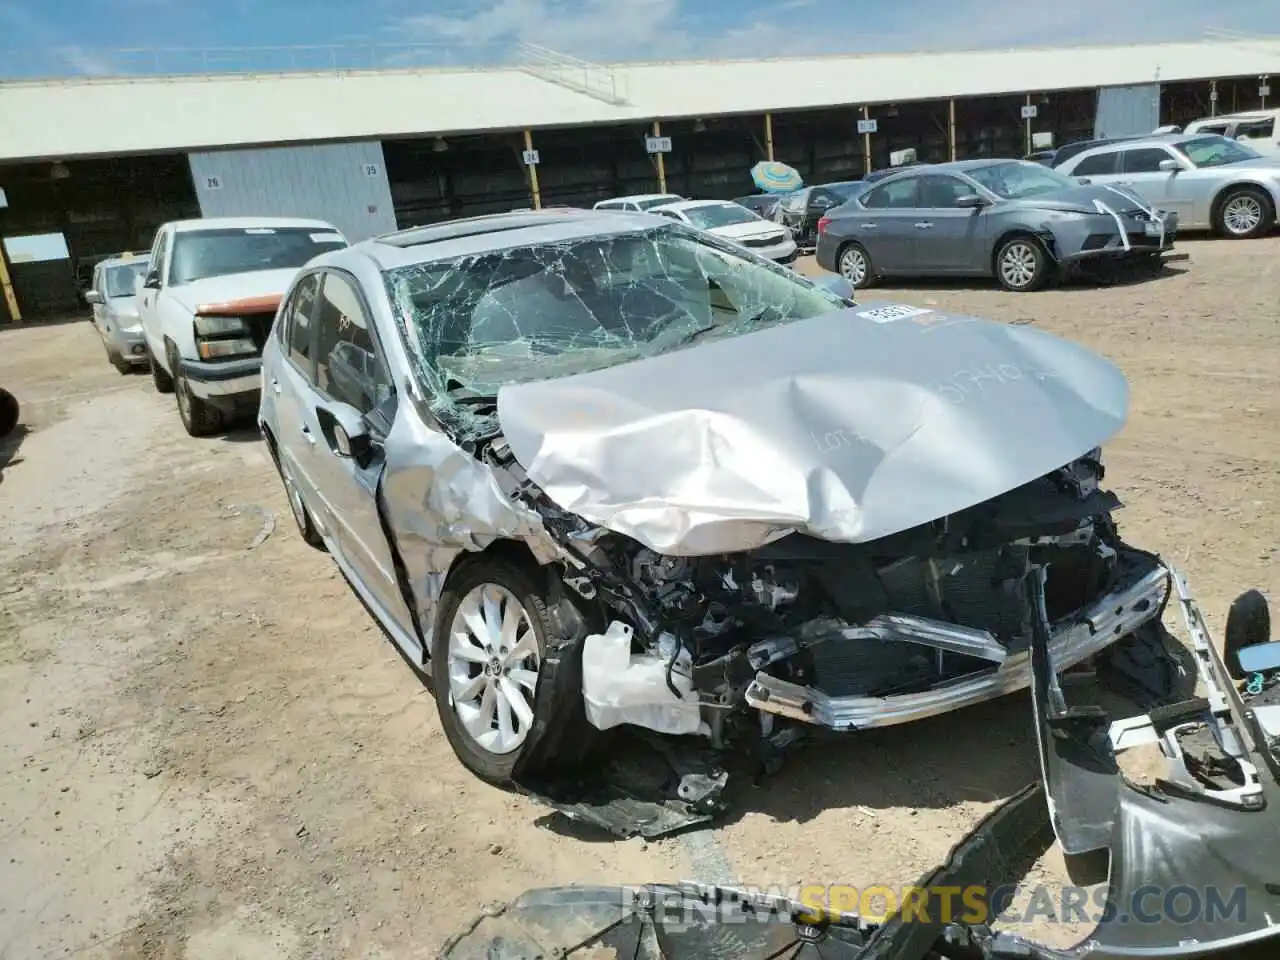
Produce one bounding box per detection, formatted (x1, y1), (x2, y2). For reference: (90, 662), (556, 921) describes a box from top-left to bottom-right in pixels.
(458, 569), (1280, 959)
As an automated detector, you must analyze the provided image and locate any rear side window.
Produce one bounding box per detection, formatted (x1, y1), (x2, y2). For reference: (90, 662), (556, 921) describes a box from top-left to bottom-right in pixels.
(862, 178), (919, 209)
(1236, 118), (1276, 139)
(1072, 151), (1119, 176)
(285, 273), (321, 381)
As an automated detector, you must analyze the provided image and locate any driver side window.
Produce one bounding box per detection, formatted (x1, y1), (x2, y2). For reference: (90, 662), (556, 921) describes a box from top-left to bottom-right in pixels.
(148, 231), (168, 284)
(313, 272), (394, 422)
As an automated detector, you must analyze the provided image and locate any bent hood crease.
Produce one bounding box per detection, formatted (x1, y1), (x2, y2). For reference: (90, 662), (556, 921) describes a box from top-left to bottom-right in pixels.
(497, 302), (1129, 556)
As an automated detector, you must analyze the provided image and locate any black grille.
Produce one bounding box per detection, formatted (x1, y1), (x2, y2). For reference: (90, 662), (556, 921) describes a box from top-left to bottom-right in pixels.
(1126, 232), (1162, 248)
(244, 314), (275, 350)
(742, 233), (785, 248)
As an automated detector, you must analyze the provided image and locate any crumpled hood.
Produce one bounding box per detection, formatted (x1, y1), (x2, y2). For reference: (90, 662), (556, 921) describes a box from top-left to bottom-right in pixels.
(166, 268), (301, 314)
(1023, 184), (1149, 215)
(497, 301), (1129, 557)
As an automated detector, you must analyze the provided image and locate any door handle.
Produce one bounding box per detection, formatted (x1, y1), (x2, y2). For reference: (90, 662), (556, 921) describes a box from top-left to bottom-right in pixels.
(271, 378), (281, 395)
(863, 222), (877, 228)
(914, 222), (934, 229)
(301, 426), (316, 445)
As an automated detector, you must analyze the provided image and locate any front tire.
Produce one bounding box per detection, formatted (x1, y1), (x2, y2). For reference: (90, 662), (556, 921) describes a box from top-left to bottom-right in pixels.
(838, 242), (874, 288)
(175, 368), (224, 437)
(281, 459), (325, 550)
(0, 388), (18, 439)
(148, 349), (174, 394)
(1214, 187), (1274, 240)
(995, 235), (1050, 292)
(432, 559), (553, 784)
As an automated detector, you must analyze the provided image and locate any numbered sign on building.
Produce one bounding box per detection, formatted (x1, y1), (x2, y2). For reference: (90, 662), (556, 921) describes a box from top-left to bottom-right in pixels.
(645, 136), (672, 154)
(204, 175), (223, 190)
(1020, 104), (1039, 119)
(856, 119), (877, 135)
(1261, 84), (1272, 98)
(363, 163), (380, 177)
(521, 149), (540, 166)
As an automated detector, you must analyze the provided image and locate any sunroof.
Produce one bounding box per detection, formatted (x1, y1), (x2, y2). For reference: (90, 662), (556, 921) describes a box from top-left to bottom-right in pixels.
(377, 213), (579, 249)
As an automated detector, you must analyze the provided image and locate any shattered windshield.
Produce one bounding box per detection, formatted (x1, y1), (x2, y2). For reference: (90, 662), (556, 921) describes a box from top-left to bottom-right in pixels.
(966, 161), (1077, 199)
(682, 203), (761, 230)
(385, 223), (849, 418)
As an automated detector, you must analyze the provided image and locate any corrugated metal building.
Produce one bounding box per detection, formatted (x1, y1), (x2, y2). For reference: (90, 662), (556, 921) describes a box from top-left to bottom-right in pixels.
(0, 37), (1277, 321)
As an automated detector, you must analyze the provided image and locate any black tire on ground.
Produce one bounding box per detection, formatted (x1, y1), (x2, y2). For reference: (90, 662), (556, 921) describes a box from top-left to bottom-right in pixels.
(994, 235), (1051, 292)
(1213, 186), (1275, 240)
(276, 453), (326, 550)
(106, 346), (132, 375)
(837, 241), (875, 288)
(148, 349), (174, 394)
(174, 369), (224, 438)
(0, 388), (18, 439)
(1224, 588), (1272, 681)
(431, 558), (558, 784)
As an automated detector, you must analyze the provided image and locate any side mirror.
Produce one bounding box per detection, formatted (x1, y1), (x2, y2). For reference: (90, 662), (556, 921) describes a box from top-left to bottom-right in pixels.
(84, 290), (103, 305)
(1158, 158), (1180, 172)
(316, 402), (374, 467)
(954, 194), (987, 209)
(811, 275), (855, 302)
(143, 271), (161, 289)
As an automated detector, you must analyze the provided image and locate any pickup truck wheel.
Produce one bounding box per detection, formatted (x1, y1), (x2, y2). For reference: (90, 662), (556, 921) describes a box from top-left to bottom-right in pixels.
(175, 370), (224, 438)
(148, 350), (174, 394)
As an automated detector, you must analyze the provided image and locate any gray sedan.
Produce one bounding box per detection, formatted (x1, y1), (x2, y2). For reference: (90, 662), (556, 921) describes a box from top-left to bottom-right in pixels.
(1054, 133), (1280, 239)
(814, 160), (1178, 292)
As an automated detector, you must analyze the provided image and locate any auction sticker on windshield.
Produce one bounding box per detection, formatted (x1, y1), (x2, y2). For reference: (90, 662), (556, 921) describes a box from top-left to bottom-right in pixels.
(857, 304), (933, 323)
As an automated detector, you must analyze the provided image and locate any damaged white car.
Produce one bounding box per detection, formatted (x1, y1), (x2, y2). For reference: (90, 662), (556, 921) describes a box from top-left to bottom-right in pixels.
(258, 209), (1187, 815)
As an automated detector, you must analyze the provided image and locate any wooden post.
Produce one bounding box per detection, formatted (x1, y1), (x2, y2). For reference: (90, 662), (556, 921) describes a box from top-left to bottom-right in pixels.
(652, 120), (667, 193)
(0, 242), (20, 324)
(862, 105), (872, 176)
(522, 129), (541, 210)
(949, 98), (957, 161)
(764, 112), (775, 161)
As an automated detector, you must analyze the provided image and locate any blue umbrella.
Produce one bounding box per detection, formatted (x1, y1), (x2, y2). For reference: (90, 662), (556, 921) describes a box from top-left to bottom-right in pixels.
(751, 161), (803, 193)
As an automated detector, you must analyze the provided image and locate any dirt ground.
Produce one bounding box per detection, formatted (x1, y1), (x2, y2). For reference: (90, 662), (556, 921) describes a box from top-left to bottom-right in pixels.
(1, 237), (1277, 960)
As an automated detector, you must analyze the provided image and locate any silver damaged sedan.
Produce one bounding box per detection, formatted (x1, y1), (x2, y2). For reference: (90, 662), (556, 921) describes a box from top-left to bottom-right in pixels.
(259, 209), (1194, 798)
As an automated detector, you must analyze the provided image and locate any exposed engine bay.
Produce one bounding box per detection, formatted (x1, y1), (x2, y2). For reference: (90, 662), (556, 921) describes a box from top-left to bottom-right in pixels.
(480, 432), (1168, 763)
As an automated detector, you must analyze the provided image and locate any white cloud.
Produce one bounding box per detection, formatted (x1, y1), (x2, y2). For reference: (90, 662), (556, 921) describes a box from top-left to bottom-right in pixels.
(391, 0), (1280, 64)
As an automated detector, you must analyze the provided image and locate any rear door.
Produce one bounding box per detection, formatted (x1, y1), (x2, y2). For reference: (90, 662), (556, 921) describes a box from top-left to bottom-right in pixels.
(271, 271), (325, 519)
(304, 268), (416, 640)
(854, 177), (921, 273)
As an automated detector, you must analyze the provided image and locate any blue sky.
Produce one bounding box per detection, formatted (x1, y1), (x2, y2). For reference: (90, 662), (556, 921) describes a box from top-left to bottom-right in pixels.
(0, 0), (1275, 76)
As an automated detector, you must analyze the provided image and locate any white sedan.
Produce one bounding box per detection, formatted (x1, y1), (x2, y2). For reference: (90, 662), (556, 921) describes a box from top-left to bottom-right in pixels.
(649, 199), (798, 265)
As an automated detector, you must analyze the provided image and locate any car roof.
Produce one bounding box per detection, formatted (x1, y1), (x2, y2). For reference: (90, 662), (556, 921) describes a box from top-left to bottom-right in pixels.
(596, 194), (681, 205)
(651, 199), (739, 212)
(98, 251), (149, 269)
(360, 209), (674, 270)
(1190, 109), (1279, 123)
(168, 216), (341, 234)
(1063, 133), (1204, 159)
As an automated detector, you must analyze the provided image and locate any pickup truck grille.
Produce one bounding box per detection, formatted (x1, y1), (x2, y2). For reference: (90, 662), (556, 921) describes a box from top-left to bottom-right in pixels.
(741, 233), (786, 248)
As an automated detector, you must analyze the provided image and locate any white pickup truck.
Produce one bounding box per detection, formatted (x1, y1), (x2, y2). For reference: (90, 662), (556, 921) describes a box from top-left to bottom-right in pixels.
(138, 217), (347, 436)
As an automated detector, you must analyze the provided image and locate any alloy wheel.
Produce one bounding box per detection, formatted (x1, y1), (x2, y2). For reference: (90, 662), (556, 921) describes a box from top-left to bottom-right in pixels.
(999, 242), (1039, 289)
(445, 584), (541, 756)
(839, 247), (867, 286)
(1223, 195), (1263, 236)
